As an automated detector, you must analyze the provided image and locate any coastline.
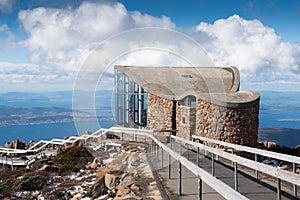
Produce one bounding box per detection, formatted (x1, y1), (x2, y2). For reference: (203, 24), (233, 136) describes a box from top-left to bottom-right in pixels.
(0, 120), (116, 146)
(0, 116), (115, 127)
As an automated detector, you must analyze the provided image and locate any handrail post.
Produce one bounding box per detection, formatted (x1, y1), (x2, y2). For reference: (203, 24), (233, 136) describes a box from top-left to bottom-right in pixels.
(155, 144), (158, 161)
(197, 146), (200, 167)
(161, 148), (164, 168)
(234, 162), (238, 191)
(168, 154), (171, 179)
(198, 176), (202, 200)
(178, 161), (182, 195)
(255, 153), (258, 179)
(231, 149), (234, 167)
(293, 162), (297, 197)
(277, 178), (281, 200)
(180, 142), (182, 155)
(151, 140), (154, 152)
(186, 144), (190, 160)
(134, 131), (136, 141)
(212, 153), (215, 176)
(100, 133), (102, 146)
(11, 157), (13, 171)
(170, 137), (173, 150)
(174, 138), (177, 152)
(121, 132), (124, 144)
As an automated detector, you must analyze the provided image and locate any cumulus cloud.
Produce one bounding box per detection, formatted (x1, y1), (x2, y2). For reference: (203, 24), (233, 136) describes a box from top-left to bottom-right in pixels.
(2, 3), (300, 91)
(18, 2), (175, 75)
(194, 14), (300, 80)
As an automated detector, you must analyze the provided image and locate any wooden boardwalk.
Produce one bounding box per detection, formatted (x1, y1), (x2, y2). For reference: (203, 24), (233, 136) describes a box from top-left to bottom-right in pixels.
(149, 142), (299, 200)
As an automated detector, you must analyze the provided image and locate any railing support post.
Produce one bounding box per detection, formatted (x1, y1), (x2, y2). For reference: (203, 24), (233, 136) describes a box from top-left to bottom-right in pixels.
(100, 133), (102, 147)
(121, 132), (124, 144)
(186, 144), (190, 160)
(211, 153), (215, 176)
(277, 178), (281, 200)
(197, 146), (200, 167)
(234, 162), (238, 191)
(178, 161), (182, 195)
(11, 157), (13, 171)
(161, 148), (164, 168)
(155, 144), (158, 161)
(198, 176), (202, 200)
(293, 162), (297, 197)
(180, 142), (182, 155)
(168, 154), (171, 179)
(255, 153), (258, 179)
(174, 139), (177, 152)
(231, 149), (234, 167)
(151, 140), (154, 152)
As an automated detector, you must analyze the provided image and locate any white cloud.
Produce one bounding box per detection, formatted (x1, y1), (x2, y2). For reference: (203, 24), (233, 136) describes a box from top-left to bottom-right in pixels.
(18, 2), (175, 75)
(2, 5), (300, 92)
(194, 14), (300, 79)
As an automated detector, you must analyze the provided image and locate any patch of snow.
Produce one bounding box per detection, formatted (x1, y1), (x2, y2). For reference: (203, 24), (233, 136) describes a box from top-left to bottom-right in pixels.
(263, 159), (278, 167)
(103, 157), (114, 165)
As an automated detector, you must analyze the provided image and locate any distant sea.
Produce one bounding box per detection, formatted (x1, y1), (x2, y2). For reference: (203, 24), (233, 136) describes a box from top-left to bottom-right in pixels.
(0, 120), (115, 146)
(0, 90), (300, 148)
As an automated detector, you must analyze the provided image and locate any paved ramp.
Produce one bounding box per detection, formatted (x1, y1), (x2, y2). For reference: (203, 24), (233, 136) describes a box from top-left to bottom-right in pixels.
(148, 142), (299, 200)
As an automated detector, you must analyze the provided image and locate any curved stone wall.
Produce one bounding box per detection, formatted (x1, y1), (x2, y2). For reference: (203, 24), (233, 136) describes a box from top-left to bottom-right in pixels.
(195, 98), (259, 147)
(147, 93), (259, 147)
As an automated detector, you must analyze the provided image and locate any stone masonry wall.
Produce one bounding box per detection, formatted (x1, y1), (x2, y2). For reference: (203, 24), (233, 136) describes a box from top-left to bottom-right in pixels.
(177, 106), (196, 140)
(195, 98), (259, 147)
(147, 93), (177, 133)
(147, 93), (259, 147)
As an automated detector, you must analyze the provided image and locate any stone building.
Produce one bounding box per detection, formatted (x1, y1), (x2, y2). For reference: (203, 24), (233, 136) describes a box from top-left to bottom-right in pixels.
(114, 65), (260, 147)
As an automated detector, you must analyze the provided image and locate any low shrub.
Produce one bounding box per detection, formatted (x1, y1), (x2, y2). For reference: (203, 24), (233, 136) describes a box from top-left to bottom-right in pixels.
(54, 146), (93, 174)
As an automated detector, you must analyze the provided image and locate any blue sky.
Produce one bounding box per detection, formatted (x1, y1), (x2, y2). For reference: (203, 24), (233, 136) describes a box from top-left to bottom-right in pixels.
(0, 0), (300, 92)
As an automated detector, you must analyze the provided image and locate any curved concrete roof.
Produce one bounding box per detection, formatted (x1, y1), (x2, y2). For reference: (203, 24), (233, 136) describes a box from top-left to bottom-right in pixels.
(115, 65), (260, 108)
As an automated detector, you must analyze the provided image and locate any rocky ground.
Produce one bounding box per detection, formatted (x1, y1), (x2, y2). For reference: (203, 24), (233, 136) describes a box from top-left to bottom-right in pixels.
(0, 144), (163, 200)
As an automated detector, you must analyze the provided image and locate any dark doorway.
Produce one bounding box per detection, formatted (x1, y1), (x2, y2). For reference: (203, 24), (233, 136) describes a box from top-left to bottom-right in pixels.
(172, 99), (177, 135)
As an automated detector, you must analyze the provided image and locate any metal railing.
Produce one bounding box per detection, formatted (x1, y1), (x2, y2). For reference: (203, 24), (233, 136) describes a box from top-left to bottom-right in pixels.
(108, 127), (248, 200)
(0, 128), (108, 166)
(169, 135), (300, 200)
(192, 135), (300, 197)
(3, 127), (299, 200)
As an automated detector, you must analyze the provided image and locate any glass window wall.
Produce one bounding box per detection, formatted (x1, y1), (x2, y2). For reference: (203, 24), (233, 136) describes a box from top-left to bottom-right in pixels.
(114, 69), (147, 128)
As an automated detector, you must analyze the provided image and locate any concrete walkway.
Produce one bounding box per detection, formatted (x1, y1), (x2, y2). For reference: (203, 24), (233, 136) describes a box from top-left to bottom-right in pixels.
(148, 142), (299, 200)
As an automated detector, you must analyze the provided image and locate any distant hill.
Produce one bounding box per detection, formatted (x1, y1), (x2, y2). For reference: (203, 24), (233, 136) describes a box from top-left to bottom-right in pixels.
(0, 90), (113, 109)
(0, 105), (73, 126)
(0, 90), (114, 126)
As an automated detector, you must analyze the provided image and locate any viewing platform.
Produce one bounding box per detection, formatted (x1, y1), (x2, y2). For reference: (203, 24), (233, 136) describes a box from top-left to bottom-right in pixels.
(0, 127), (299, 200)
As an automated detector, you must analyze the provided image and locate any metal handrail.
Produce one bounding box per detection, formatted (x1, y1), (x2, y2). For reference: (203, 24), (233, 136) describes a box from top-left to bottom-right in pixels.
(0, 128), (109, 166)
(109, 127), (248, 200)
(192, 135), (300, 165)
(174, 135), (300, 186)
